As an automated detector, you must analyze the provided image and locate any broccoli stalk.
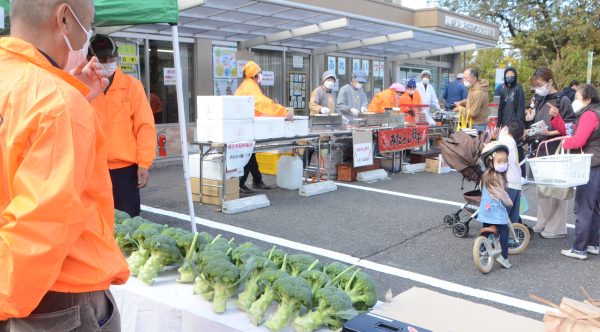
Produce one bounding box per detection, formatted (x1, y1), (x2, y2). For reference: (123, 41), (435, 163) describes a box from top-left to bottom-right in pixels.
(126, 223), (164, 276)
(202, 257), (241, 313)
(292, 286), (358, 332)
(138, 234), (182, 285)
(114, 223), (137, 257)
(236, 256), (276, 311)
(286, 254), (320, 277)
(177, 232), (200, 283)
(299, 270), (331, 295)
(267, 247), (287, 269)
(247, 268), (289, 326)
(340, 269), (377, 312)
(264, 276), (313, 332)
(193, 275), (215, 301)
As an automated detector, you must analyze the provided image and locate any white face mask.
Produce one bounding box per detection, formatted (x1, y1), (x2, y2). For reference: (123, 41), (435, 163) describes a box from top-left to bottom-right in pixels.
(535, 83), (550, 97)
(61, 6), (92, 73)
(323, 81), (335, 90)
(257, 73), (263, 84)
(494, 163), (508, 173)
(422, 78), (430, 85)
(100, 62), (118, 77)
(572, 99), (586, 113)
(355, 83), (363, 90)
(463, 81), (471, 88)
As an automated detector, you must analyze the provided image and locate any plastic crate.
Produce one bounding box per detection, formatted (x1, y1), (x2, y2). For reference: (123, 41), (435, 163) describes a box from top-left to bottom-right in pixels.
(256, 152), (292, 175)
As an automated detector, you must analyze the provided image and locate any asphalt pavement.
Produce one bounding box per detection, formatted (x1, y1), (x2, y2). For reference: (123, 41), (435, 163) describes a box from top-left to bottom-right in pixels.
(140, 165), (599, 320)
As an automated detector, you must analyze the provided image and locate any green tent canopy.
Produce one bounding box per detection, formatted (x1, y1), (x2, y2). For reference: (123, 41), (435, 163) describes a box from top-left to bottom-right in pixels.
(94, 0), (178, 27)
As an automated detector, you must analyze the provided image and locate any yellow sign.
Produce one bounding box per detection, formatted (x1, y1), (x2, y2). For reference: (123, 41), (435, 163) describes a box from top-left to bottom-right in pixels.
(120, 55), (138, 64)
(119, 64), (136, 73)
(118, 44), (136, 55)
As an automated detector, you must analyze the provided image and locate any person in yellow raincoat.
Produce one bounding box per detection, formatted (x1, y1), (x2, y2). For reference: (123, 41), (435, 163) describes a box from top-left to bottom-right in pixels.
(368, 83), (405, 113)
(0, 0), (129, 328)
(89, 34), (157, 217)
(234, 61), (291, 193)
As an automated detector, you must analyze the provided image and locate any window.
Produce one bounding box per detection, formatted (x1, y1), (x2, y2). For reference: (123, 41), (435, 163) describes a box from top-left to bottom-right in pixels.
(253, 49), (284, 105)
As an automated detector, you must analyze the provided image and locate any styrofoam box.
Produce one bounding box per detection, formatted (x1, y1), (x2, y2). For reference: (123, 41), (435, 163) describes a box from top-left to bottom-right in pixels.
(196, 96), (254, 121)
(197, 119), (254, 143)
(284, 121), (295, 138)
(294, 119), (309, 136)
(189, 154), (225, 180)
(254, 117), (285, 139)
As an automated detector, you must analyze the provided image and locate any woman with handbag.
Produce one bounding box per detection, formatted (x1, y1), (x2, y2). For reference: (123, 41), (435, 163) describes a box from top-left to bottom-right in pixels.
(528, 68), (576, 238)
(550, 84), (600, 260)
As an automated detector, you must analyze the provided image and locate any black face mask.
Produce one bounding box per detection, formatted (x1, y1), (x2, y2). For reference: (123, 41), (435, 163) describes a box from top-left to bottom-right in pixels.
(505, 76), (516, 85)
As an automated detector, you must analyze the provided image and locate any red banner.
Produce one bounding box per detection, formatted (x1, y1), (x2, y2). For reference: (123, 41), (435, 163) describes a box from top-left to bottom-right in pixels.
(378, 125), (429, 152)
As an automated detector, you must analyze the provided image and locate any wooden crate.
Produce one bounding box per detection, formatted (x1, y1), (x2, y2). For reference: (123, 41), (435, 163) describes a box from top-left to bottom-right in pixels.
(337, 160), (382, 182)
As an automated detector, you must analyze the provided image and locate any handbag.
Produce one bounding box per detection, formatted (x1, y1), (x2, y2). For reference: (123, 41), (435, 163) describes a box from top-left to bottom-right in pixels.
(537, 185), (574, 200)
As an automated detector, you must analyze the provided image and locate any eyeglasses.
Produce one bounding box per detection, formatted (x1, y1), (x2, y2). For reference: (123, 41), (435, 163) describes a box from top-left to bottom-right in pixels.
(98, 56), (117, 64)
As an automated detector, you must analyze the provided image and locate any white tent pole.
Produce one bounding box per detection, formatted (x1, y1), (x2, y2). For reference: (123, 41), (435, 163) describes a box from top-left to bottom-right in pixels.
(170, 23), (197, 233)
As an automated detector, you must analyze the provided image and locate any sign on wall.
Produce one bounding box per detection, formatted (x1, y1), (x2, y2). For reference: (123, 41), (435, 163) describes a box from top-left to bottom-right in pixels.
(361, 59), (370, 75)
(444, 15), (496, 37)
(327, 56), (336, 72)
(117, 41), (140, 80)
(260, 71), (275, 86)
(293, 55), (304, 69)
(289, 72), (307, 109)
(164, 68), (176, 85)
(213, 46), (238, 79)
(338, 58), (346, 76)
(352, 59), (361, 72)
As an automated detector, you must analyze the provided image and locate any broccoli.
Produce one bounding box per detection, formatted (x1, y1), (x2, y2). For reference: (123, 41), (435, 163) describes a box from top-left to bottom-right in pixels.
(138, 234), (183, 285)
(121, 217), (145, 232)
(267, 247), (287, 269)
(178, 232), (201, 283)
(264, 276), (313, 331)
(126, 223), (165, 276)
(247, 269), (289, 326)
(236, 256), (276, 312)
(161, 227), (194, 257)
(114, 223), (137, 257)
(292, 285), (358, 332)
(286, 254), (320, 277)
(338, 269), (377, 312)
(323, 262), (351, 280)
(114, 210), (131, 224)
(232, 242), (264, 266)
(200, 256), (241, 313)
(299, 270), (331, 295)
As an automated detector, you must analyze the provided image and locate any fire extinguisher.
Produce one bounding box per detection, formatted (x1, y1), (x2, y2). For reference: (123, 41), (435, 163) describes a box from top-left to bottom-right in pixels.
(157, 129), (167, 157)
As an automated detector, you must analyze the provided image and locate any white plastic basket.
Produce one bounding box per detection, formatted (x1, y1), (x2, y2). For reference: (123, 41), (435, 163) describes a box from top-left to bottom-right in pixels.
(528, 153), (592, 187)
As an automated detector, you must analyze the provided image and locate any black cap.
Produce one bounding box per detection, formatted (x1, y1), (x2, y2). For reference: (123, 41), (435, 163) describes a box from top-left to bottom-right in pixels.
(89, 34), (118, 58)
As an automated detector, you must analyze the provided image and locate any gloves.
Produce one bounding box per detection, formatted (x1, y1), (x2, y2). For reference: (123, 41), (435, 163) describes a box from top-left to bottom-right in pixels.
(350, 108), (360, 116)
(361, 107), (368, 113)
(320, 107), (331, 115)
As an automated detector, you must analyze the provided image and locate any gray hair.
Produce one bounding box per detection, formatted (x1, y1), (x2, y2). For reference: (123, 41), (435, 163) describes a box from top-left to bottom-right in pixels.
(11, 0), (93, 27)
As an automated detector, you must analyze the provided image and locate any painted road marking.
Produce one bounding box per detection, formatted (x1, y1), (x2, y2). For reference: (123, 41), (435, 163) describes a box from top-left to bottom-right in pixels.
(141, 204), (553, 315)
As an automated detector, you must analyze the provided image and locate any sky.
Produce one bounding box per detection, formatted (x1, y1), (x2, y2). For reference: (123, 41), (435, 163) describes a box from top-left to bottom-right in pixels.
(401, 0), (433, 9)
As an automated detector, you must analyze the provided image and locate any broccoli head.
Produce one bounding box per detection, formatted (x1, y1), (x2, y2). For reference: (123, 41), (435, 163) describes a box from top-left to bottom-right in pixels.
(161, 227), (194, 257)
(323, 262), (350, 280)
(138, 234), (183, 285)
(178, 232), (202, 283)
(126, 223), (164, 276)
(114, 210), (131, 224)
(286, 254), (320, 276)
(299, 270), (331, 295)
(114, 223), (137, 257)
(247, 269), (289, 326)
(264, 276), (313, 331)
(267, 247), (287, 269)
(236, 256), (276, 312)
(201, 256), (241, 313)
(292, 285), (358, 332)
(339, 269), (377, 312)
(232, 242), (264, 267)
(121, 217), (145, 231)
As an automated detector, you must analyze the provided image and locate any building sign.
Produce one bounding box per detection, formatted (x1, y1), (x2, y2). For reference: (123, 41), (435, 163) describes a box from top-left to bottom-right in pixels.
(361, 59), (370, 75)
(164, 68), (176, 85)
(327, 56), (336, 72)
(260, 71), (275, 86)
(338, 58), (346, 76)
(352, 59), (361, 72)
(444, 15), (496, 38)
(378, 125), (429, 152)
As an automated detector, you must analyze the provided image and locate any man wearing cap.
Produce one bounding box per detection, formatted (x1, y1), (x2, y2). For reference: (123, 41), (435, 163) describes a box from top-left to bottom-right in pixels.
(235, 61), (290, 193)
(309, 71), (337, 116)
(398, 79), (423, 124)
(368, 83), (405, 113)
(416, 70), (441, 114)
(336, 70), (369, 123)
(89, 34), (157, 217)
(443, 73), (468, 111)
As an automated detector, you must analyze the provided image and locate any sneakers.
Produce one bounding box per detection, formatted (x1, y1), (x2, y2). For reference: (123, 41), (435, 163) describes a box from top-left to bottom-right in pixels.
(252, 181), (272, 190)
(239, 184), (254, 194)
(496, 256), (512, 269)
(587, 246), (600, 255)
(561, 249), (587, 260)
(540, 231), (567, 239)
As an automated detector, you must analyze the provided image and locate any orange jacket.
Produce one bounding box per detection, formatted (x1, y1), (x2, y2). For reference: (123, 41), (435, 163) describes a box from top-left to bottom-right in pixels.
(0, 37), (129, 320)
(91, 69), (156, 170)
(234, 78), (287, 117)
(368, 89), (397, 113)
(398, 91), (423, 124)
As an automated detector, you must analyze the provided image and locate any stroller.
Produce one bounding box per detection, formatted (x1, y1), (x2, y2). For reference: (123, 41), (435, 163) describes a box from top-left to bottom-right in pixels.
(440, 130), (488, 237)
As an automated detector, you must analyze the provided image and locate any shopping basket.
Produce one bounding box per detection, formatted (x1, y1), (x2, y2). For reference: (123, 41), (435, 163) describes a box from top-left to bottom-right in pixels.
(527, 137), (593, 187)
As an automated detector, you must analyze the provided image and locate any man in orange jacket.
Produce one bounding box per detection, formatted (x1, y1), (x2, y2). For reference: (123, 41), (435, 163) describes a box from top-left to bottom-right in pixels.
(368, 83), (406, 113)
(398, 79), (423, 124)
(0, 0), (129, 329)
(234, 61), (291, 193)
(89, 34), (157, 217)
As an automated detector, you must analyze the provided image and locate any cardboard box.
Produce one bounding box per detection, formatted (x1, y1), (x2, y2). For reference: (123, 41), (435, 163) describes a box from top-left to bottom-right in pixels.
(254, 117), (285, 139)
(196, 96), (254, 120)
(199, 193), (240, 206)
(197, 119), (254, 143)
(337, 160), (381, 182)
(190, 178), (239, 196)
(371, 287), (543, 332)
(425, 154), (451, 174)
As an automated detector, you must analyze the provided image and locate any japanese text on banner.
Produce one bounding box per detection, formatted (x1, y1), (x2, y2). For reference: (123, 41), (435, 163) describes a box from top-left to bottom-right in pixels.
(378, 126), (429, 152)
(225, 141), (255, 179)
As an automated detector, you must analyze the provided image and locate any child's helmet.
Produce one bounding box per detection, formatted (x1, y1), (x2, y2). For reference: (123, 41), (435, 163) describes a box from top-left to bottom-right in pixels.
(480, 141), (509, 166)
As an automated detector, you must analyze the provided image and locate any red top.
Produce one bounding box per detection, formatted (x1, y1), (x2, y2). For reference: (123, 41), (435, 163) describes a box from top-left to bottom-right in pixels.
(550, 111), (599, 149)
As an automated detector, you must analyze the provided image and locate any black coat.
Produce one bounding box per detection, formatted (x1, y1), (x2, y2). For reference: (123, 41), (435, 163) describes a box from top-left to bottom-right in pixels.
(497, 83), (526, 128)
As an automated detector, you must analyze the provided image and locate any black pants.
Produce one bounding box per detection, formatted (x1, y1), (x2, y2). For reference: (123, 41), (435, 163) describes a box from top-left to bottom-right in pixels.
(573, 167), (600, 251)
(303, 148), (315, 169)
(109, 164), (140, 217)
(240, 154), (262, 187)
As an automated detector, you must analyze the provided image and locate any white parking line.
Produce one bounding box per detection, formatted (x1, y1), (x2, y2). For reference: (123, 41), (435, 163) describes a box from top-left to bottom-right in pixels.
(141, 204), (552, 315)
(335, 182), (577, 229)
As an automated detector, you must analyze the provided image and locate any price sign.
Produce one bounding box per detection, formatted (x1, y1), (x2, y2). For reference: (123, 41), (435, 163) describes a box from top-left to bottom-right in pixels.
(225, 141), (255, 178)
(353, 130), (373, 167)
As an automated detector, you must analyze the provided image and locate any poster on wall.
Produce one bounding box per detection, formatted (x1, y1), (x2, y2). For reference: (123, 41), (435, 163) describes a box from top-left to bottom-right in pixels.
(293, 56), (303, 69)
(164, 68), (176, 85)
(338, 58), (346, 76)
(117, 41), (140, 80)
(362, 59), (370, 75)
(261, 71), (275, 86)
(214, 79), (238, 96)
(213, 46), (238, 79)
(327, 56), (336, 72)
(289, 72), (307, 110)
(352, 59), (360, 72)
